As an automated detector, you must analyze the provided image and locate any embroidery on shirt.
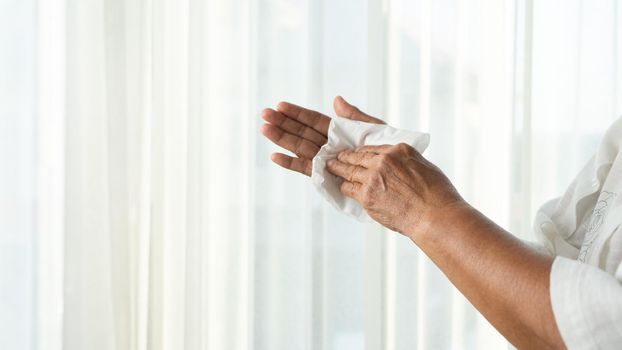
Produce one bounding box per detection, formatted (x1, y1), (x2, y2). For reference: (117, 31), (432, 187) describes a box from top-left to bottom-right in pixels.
(578, 191), (617, 262)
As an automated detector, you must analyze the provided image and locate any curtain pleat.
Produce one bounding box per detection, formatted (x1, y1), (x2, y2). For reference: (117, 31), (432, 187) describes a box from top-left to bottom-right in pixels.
(39, 0), (622, 349)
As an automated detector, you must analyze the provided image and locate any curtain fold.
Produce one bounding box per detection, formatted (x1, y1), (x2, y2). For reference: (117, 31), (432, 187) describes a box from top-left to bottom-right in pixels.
(2, 0), (616, 349)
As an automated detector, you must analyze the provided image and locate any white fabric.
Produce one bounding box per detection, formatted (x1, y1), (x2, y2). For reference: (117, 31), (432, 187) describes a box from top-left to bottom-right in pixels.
(311, 117), (430, 222)
(550, 257), (622, 349)
(3, 0), (620, 349)
(532, 117), (622, 349)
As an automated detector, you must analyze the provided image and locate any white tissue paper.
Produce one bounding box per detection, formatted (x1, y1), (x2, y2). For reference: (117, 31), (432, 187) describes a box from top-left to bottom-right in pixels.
(311, 116), (430, 222)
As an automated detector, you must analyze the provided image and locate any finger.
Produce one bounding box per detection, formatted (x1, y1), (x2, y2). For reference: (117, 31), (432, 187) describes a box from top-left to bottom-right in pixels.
(356, 143), (417, 157)
(353, 144), (394, 154)
(276, 101), (331, 136)
(393, 142), (418, 157)
(336, 150), (378, 168)
(260, 123), (320, 159)
(340, 180), (363, 200)
(262, 108), (327, 147)
(333, 96), (385, 124)
(271, 153), (312, 176)
(326, 159), (368, 183)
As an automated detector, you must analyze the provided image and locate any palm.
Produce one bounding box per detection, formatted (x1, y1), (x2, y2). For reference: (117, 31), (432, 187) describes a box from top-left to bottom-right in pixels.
(260, 96), (385, 176)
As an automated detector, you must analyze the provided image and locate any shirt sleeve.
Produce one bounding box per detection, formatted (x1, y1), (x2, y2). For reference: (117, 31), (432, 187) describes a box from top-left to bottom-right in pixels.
(550, 256), (622, 349)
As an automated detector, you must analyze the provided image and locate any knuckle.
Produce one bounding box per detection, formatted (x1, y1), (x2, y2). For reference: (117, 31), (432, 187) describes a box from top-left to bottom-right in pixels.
(407, 147), (418, 157)
(355, 153), (366, 163)
(369, 172), (383, 186)
(347, 166), (357, 182)
(361, 186), (375, 207)
(339, 181), (350, 193)
(337, 151), (350, 161)
(378, 153), (394, 166)
(397, 142), (412, 154)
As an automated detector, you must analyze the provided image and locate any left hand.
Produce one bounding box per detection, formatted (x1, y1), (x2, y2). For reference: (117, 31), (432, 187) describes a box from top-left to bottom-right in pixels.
(260, 96), (385, 176)
(326, 143), (465, 236)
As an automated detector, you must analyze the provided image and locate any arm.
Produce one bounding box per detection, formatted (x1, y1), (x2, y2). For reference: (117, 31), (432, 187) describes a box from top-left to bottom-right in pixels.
(326, 144), (566, 349)
(417, 203), (563, 349)
(259, 99), (566, 348)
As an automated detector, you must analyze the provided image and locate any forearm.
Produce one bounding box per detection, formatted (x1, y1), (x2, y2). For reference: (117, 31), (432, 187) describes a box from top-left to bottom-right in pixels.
(408, 203), (565, 349)
(323, 141), (566, 347)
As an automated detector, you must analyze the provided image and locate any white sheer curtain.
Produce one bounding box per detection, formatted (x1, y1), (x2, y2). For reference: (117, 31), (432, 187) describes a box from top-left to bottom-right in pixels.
(0, 0), (37, 349)
(1, 0), (621, 349)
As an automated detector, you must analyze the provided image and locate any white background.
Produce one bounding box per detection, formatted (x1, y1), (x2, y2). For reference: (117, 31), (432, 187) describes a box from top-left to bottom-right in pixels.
(1, 0), (621, 349)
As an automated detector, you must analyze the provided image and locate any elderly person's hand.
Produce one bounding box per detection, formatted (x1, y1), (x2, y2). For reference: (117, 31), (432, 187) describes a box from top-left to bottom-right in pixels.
(325, 143), (465, 236)
(326, 142), (566, 349)
(261, 99), (567, 349)
(260, 96), (384, 176)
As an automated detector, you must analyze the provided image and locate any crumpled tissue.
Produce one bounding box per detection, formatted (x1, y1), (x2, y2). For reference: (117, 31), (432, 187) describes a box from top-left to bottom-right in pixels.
(311, 116), (430, 222)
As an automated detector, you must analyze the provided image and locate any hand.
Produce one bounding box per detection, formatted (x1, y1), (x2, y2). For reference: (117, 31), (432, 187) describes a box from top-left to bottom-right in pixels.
(260, 96), (385, 176)
(326, 143), (465, 236)
(325, 145), (566, 350)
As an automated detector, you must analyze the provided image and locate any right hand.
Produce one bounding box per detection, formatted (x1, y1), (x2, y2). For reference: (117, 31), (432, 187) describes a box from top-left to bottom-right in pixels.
(260, 96), (385, 176)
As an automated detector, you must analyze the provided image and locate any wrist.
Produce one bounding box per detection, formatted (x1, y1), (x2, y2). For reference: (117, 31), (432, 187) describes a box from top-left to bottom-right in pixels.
(405, 200), (475, 244)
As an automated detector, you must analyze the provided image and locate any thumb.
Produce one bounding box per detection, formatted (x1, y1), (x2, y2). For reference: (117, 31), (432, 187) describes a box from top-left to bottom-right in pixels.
(333, 96), (385, 124)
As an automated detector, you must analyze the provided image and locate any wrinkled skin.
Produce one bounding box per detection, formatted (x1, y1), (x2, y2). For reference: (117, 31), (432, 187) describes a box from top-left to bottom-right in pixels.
(260, 96), (461, 236)
(326, 143), (463, 235)
(259, 97), (566, 350)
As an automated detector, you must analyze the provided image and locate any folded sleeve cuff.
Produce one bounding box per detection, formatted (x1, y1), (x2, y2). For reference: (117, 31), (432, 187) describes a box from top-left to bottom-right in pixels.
(550, 257), (622, 349)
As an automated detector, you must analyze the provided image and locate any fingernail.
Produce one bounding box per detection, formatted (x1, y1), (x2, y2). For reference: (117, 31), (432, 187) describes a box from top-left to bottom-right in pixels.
(327, 159), (335, 166)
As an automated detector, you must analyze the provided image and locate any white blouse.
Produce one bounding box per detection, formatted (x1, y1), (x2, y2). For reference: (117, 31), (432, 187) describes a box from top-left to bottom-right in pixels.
(532, 117), (622, 349)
